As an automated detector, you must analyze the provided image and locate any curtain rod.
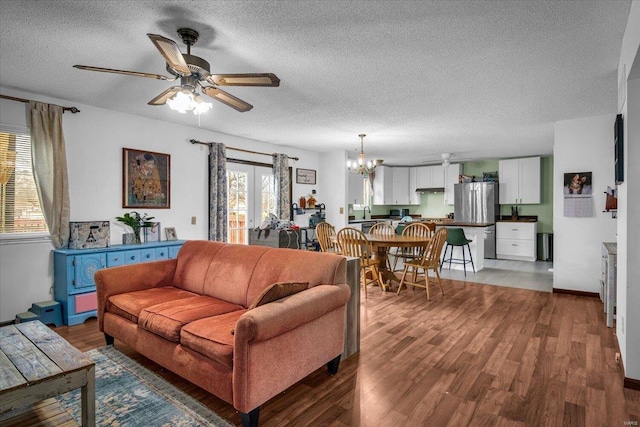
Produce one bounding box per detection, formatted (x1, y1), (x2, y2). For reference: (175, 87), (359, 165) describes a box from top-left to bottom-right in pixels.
(0, 94), (80, 113)
(189, 139), (299, 161)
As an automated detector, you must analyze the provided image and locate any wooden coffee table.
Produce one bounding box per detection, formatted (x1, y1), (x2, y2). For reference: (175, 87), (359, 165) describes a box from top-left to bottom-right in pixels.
(0, 321), (95, 426)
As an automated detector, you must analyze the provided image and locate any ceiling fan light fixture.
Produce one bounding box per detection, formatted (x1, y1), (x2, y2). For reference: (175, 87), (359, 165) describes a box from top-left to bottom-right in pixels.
(166, 89), (212, 115)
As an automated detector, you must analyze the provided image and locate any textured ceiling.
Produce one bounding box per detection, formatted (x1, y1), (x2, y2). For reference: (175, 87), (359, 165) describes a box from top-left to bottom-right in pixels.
(0, 1), (631, 165)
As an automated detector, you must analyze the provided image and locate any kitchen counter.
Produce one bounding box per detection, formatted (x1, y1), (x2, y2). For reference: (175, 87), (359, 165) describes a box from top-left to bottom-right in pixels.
(444, 222), (494, 227)
(435, 224), (487, 271)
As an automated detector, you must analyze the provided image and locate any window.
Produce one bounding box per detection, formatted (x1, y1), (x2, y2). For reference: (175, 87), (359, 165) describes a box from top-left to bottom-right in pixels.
(0, 127), (48, 234)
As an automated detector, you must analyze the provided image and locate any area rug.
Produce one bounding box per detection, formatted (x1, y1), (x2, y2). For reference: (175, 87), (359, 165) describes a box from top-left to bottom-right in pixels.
(55, 345), (233, 427)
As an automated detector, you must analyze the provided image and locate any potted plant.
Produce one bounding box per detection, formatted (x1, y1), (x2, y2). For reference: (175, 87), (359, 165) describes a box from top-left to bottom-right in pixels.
(115, 211), (155, 244)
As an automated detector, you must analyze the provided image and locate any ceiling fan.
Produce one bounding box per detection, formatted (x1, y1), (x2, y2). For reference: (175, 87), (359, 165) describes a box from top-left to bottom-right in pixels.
(74, 28), (280, 113)
(421, 153), (471, 167)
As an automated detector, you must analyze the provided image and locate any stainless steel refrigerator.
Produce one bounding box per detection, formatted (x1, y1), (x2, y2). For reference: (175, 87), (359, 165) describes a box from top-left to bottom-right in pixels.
(454, 182), (499, 258)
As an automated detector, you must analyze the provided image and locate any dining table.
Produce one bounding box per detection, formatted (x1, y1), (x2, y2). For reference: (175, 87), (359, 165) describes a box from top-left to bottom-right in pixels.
(364, 233), (432, 289)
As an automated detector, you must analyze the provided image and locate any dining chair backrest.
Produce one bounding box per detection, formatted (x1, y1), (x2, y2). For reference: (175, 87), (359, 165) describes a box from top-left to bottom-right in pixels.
(423, 227), (448, 267)
(369, 222), (395, 236)
(316, 222), (339, 253)
(336, 227), (371, 260)
(402, 222), (433, 238)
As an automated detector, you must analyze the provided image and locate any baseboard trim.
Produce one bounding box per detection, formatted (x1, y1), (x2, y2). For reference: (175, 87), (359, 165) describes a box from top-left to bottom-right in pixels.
(0, 319), (15, 327)
(612, 326), (640, 390)
(624, 377), (640, 391)
(552, 288), (599, 298)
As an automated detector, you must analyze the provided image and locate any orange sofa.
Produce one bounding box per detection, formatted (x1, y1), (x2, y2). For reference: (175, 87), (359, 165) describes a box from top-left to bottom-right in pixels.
(95, 240), (350, 427)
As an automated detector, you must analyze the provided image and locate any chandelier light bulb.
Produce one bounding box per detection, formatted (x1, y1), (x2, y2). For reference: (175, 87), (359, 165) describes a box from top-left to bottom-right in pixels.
(347, 134), (383, 176)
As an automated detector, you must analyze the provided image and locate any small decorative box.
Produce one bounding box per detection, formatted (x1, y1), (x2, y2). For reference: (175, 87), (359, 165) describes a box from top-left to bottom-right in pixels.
(68, 221), (110, 249)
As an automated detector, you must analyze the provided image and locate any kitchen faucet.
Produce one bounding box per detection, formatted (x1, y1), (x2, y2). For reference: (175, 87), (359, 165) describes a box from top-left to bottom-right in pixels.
(363, 206), (370, 219)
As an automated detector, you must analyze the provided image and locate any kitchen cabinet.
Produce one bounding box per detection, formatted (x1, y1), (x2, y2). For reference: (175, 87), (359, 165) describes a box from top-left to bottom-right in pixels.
(413, 165), (444, 189)
(498, 157), (540, 204)
(347, 172), (366, 205)
(496, 221), (537, 261)
(373, 166), (393, 205)
(53, 240), (185, 325)
(444, 163), (462, 205)
(409, 168), (421, 205)
(392, 167), (410, 205)
(373, 166), (412, 205)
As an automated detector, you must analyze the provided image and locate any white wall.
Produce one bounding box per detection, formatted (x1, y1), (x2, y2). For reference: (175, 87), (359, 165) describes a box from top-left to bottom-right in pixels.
(616, 0), (640, 381)
(553, 115), (617, 292)
(318, 150), (349, 228)
(0, 86), (324, 322)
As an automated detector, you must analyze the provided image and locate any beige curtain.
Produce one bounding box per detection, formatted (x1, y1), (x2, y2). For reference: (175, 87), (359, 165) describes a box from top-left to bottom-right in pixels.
(28, 101), (70, 248)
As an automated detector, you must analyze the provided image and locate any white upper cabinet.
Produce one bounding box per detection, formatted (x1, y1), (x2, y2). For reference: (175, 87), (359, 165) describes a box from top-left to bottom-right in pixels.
(373, 166), (393, 205)
(392, 167), (410, 205)
(413, 165), (445, 189)
(409, 168), (421, 205)
(373, 166), (413, 205)
(498, 157), (541, 204)
(444, 164), (462, 205)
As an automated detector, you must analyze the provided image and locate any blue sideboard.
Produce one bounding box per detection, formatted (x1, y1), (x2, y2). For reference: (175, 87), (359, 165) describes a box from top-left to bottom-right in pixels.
(53, 240), (185, 326)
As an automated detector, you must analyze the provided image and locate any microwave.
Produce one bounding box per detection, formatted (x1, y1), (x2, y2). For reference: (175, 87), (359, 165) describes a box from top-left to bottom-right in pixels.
(390, 209), (410, 217)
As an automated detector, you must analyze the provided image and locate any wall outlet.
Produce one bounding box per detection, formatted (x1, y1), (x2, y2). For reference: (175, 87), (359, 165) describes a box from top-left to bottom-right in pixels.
(339, 207), (344, 214)
(191, 216), (196, 225)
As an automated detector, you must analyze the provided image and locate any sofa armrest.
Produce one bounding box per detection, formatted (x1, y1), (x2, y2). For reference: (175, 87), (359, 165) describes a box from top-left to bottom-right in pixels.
(94, 258), (177, 331)
(234, 283), (350, 342)
(232, 283), (350, 412)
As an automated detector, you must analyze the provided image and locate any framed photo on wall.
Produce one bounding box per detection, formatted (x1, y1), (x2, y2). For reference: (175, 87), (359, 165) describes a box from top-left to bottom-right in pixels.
(296, 168), (316, 184)
(123, 148), (170, 208)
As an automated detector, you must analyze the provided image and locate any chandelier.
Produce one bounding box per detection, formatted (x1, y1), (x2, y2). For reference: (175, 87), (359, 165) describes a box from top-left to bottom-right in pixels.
(346, 134), (383, 175)
(167, 87), (212, 115)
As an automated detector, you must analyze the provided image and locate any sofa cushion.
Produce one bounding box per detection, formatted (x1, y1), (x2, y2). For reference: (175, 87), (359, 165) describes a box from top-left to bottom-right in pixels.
(180, 310), (248, 369)
(107, 286), (197, 324)
(139, 296), (244, 342)
(248, 282), (309, 310)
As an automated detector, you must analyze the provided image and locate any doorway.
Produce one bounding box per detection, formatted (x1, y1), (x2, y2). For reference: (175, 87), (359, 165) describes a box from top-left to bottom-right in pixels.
(226, 163), (276, 244)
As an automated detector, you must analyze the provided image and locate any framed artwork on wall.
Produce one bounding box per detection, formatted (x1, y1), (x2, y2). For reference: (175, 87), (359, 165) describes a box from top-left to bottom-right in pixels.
(123, 148), (170, 208)
(296, 168), (316, 184)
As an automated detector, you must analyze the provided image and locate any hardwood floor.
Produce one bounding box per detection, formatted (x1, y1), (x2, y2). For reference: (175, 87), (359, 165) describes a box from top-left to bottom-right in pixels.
(8, 278), (640, 426)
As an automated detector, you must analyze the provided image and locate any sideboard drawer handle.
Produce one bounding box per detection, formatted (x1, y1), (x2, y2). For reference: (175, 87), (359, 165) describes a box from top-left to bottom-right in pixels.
(146, 254), (151, 258)
(131, 256), (136, 260)
(512, 244), (518, 246)
(160, 252), (165, 256)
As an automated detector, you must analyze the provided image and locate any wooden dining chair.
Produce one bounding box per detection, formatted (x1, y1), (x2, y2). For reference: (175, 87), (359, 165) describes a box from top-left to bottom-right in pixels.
(391, 222), (434, 271)
(336, 227), (384, 298)
(316, 222), (341, 254)
(368, 222), (396, 270)
(397, 227), (448, 300)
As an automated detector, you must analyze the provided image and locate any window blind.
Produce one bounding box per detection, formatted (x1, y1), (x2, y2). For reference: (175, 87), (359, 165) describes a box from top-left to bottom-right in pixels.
(0, 130), (48, 233)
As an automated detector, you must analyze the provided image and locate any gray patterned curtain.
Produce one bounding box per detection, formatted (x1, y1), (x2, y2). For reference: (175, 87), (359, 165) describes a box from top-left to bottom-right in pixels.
(28, 101), (70, 248)
(209, 143), (227, 241)
(272, 153), (290, 220)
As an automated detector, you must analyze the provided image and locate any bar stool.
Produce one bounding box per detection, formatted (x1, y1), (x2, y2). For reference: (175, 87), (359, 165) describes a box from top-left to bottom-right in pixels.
(440, 228), (475, 276)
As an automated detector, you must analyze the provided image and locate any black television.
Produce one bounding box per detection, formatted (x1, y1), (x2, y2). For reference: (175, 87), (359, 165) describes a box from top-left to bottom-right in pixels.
(615, 114), (624, 184)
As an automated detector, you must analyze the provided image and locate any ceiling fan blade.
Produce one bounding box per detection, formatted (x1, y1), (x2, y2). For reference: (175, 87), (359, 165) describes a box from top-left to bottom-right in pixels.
(207, 73), (280, 87)
(73, 65), (173, 80)
(148, 86), (182, 105)
(147, 33), (191, 76)
(201, 87), (253, 112)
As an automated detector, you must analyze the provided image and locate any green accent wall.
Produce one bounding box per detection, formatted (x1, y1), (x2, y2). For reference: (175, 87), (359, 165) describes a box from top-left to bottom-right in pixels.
(353, 156), (554, 234)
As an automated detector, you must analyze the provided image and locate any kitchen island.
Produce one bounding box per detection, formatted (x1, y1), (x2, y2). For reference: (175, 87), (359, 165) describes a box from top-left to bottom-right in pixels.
(436, 223), (491, 272)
